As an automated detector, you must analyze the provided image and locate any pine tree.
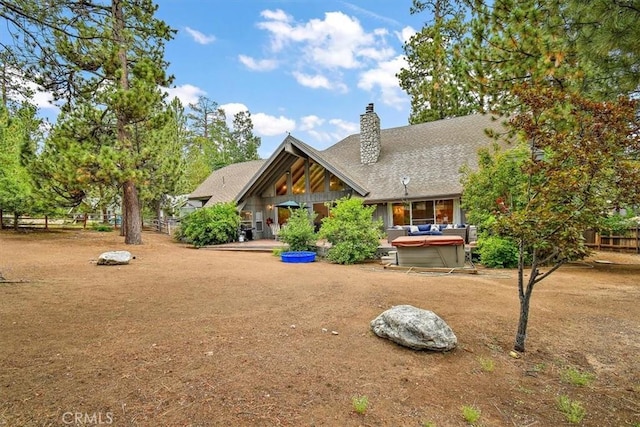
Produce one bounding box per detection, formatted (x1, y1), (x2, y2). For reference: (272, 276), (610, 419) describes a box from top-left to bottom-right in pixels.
(0, 101), (45, 229)
(398, 0), (481, 123)
(230, 110), (261, 163)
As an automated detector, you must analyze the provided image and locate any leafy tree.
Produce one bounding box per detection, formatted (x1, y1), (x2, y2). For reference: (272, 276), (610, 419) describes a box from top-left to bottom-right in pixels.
(33, 104), (114, 209)
(2, 0), (175, 244)
(184, 96), (231, 187)
(230, 110), (261, 162)
(461, 84), (640, 352)
(410, 0), (640, 353)
(178, 202), (241, 247)
(0, 101), (54, 228)
(398, 0), (480, 123)
(318, 197), (382, 264)
(137, 97), (188, 223)
(187, 96), (220, 141)
(277, 206), (317, 252)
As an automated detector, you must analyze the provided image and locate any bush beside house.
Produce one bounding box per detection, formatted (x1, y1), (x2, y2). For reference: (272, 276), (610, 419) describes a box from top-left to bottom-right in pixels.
(318, 197), (383, 264)
(177, 202), (241, 247)
(277, 206), (318, 252)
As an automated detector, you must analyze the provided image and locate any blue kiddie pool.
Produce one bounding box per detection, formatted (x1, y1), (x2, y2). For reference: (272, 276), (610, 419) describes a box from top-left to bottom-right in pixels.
(281, 251), (316, 263)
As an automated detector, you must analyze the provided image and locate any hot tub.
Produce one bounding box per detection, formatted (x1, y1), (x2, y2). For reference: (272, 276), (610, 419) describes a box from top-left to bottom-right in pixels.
(391, 235), (465, 268)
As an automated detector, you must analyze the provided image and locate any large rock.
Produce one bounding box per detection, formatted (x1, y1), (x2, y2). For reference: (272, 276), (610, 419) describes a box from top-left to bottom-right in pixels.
(97, 251), (132, 266)
(370, 305), (457, 351)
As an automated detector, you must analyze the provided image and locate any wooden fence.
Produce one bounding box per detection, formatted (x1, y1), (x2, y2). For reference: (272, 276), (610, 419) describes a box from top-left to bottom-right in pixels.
(0, 214), (179, 236)
(584, 228), (640, 253)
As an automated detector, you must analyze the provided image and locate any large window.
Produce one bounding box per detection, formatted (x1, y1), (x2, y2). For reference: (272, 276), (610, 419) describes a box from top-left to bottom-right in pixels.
(309, 160), (325, 193)
(435, 200), (454, 224)
(275, 159), (344, 196)
(329, 173), (345, 191)
(240, 210), (252, 228)
(275, 173), (288, 196)
(291, 158), (306, 195)
(392, 202), (410, 225)
(391, 199), (454, 226)
(411, 201), (434, 225)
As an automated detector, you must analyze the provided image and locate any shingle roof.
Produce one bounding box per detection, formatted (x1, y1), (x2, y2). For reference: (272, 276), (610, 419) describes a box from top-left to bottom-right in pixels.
(188, 160), (266, 206)
(189, 113), (508, 205)
(321, 114), (507, 201)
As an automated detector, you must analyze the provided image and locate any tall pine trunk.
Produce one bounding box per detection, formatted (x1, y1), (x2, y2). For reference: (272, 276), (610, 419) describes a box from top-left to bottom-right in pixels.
(123, 180), (142, 244)
(113, 0), (142, 244)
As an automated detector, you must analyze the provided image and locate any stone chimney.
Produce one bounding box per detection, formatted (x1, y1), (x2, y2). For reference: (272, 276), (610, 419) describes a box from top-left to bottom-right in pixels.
(360, 103), (380, 164)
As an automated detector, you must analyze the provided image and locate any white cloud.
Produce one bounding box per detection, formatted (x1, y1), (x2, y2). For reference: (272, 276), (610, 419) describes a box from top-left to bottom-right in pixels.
(6, 70), (59, 112)
(328, 118), (359, 135)
(292, 71), (348, 92)
(219, 102), (295, 138)
(358, 55), (409, 109)
(184, 27), (216, 45)
(260, 9), (291, 22)
(306, 129), (333, 144)
(252, 113), (296, 137)
(163, 84), (206, 106)
(257, 9), (295, 52)
(303, 117), (359, 148)
(255, 9), (398, 92)
(219, 102), (248, 117)
(396, 26), (417, 44)
(28, 84), (59, 112)
(238, 55), (278, 72)
(292, 72), (331, 90)
(299, 115), (325, 131)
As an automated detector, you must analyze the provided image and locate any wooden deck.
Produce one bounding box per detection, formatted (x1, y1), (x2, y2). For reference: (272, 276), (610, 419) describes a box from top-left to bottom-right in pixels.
(201, 238), (395, 254)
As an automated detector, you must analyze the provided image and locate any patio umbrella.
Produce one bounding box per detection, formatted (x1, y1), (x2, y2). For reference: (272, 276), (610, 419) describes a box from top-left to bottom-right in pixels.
(275, 200), (300, 208)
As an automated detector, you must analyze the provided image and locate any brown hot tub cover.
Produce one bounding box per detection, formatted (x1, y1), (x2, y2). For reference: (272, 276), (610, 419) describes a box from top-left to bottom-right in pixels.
(391, 235), (464, 248)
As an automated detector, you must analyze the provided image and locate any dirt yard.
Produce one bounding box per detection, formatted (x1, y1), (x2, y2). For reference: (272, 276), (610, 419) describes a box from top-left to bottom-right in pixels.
(0, 229), (638, 427)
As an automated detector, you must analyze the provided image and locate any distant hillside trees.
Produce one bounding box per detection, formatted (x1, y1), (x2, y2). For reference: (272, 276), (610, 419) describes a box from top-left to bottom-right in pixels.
(0, 101), (51, 229)
(184, 96), (261, 191)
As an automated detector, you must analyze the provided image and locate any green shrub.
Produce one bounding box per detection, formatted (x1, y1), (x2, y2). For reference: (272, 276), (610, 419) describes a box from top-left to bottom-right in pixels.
(91, 223), (113, 232)
(556, 395), (586, 423)
(352, 395), (369, 414)
(561, 366), (595, 387)
(272, 247), (286, 257)
(461, 405), (481, 424)
(477, 235), (519, 268)
(600, 212), (636, 236)
(277, 206), (317, 252)
(179, 202), (241, 247)
(318, 197), (382, 264)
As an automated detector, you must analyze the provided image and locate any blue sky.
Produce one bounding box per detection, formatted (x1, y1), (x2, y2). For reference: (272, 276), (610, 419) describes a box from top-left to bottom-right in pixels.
(30, 1), (427, 158)
(158, 0), (425, 158)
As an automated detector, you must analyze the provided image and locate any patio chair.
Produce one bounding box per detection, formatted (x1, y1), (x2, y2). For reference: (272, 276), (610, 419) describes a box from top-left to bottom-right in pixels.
(270, 222), (281, 240)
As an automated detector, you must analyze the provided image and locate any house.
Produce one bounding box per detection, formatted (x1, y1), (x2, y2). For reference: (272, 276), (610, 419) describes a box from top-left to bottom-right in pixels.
(188, 104), (506, 239)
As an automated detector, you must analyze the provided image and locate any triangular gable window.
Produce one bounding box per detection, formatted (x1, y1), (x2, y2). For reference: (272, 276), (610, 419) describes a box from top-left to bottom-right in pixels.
(329, 173), (345, 191)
